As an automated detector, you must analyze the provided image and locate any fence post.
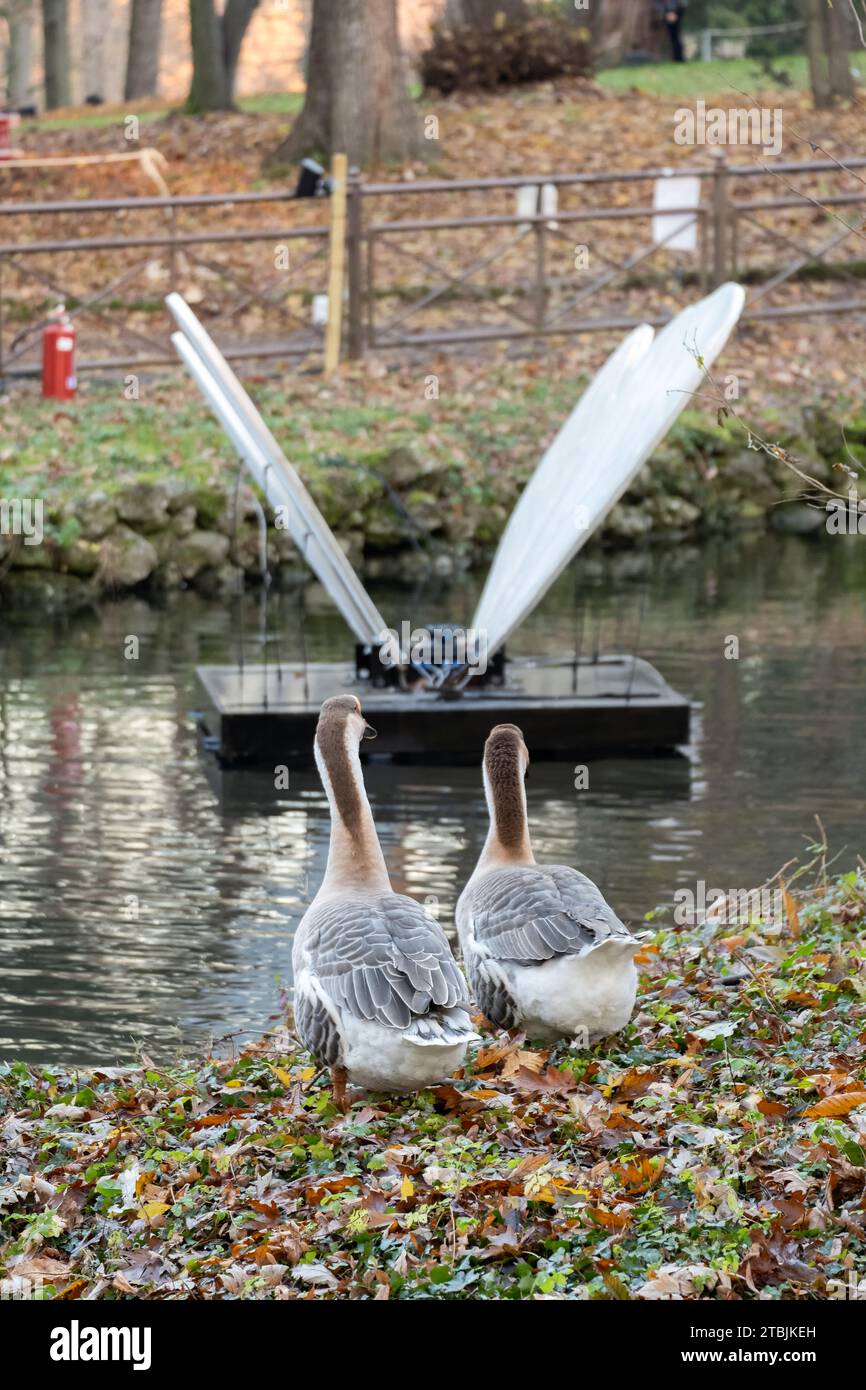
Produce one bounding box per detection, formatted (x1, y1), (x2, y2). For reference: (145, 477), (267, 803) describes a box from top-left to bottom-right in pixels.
(324, 152), (348, 377)
(347, 165), (364, 360)
(169, 204), (178, 292)
(534, 184), (547, 332)
(711, 149), (730, 287)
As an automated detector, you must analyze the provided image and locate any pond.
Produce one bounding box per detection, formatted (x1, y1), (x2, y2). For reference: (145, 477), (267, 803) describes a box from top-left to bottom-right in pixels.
(1, 530), (864, 1066)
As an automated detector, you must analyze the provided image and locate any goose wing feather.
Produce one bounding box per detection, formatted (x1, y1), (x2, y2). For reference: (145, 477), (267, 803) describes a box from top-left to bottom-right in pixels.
(469, 864), (632, 964)
(301, 892), (470, 1030)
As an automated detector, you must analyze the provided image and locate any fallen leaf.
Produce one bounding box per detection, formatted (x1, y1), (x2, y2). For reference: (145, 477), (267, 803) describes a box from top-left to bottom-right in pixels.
(803, 1091), (866, 1118)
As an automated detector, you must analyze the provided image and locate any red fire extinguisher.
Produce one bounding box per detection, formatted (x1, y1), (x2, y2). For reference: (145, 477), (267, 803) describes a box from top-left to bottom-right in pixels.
(42, 303), (77, 400)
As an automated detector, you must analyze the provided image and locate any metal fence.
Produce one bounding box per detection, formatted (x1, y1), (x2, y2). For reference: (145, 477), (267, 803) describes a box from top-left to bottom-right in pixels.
(1, 152), (865, 378)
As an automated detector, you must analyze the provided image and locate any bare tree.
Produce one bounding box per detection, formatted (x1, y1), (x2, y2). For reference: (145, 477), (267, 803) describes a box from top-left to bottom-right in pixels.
(81, 0), (109, 100)
(3, 0), (36, 107)
(41, 0), (70, 109)
(125, 0), (163, 101)
(804, 0), (853, 107)
(269, 0), (420, 168)
(186, 0), (260, 113)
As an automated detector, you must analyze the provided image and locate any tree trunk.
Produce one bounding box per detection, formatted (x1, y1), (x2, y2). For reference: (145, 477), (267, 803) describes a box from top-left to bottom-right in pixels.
(81, 0), (108, 100)
(594, 0), (656, 66)
(827, 0), (853, 99)
(187, 0), (228, 111)
(6, 1), (36, 108)
(125, 0), (163, 100)
(804, 0), (852, 107)
(186, 0), (259, 113)
(223, 0), (260, 102)
(269, 0), (420, 169)
(275, 0), (333, 156)
(41, 0), (71, 109)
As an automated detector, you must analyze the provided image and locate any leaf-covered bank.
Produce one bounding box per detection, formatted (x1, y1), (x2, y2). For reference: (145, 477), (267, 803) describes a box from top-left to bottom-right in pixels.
(1, 867), (865, 1300)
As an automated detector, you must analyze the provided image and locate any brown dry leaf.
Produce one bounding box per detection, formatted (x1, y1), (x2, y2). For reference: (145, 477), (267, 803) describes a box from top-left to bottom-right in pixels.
(430, 1084), (473, 1111)
(501, 1047), (545, 1079)
(605, 1106), (642, 1131)
(605, 1067), (660, 1099)
(54, 1278), (89, 1300)
(758, 1097), (788, 1117)
(10, 1254), (71, 1281)
(305, 1175), (359, 1205)
(615, 1156), (666, 1193)
(190, 1107), (252, 1129)
(510, 1153), (549, 1181)
(474, 1034), (524, 1071)
(803, 1091), (866, 1118)
(781, 883), (801, 939)
(634, 942), (659, 957)
(588, 1206), (631, 1231)
(510, 1065), (577, 1095)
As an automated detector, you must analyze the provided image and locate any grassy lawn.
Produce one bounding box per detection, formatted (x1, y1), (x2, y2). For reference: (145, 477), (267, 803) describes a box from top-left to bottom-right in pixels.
(597, 52), (863, 98)
(20, 91), (304, 134)
(22, 52), (857, 136)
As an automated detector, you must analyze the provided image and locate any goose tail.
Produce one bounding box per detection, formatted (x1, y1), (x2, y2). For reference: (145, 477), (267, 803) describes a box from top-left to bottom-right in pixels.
(405, 1006), (480, 1048)
(584, 935), (641, 962)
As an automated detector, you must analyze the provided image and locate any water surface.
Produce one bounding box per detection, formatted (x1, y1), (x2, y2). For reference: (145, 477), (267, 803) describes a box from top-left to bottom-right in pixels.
(1, 531), (864, 1064)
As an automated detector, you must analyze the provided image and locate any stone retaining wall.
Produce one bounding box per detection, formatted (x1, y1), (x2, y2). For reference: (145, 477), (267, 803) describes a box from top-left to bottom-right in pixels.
(0, 406), (860, 610)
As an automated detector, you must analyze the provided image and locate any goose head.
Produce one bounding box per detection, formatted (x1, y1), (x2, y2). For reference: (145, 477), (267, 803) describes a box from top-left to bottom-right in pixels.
(314, 696), (378, 803)
(316, 694), (377, 748)
(485, 723), (529, 776)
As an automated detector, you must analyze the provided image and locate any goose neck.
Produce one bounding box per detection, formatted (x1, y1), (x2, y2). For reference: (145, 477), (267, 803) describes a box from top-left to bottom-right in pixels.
(315, 731), (390, 892)
(481, 755), (534, 866)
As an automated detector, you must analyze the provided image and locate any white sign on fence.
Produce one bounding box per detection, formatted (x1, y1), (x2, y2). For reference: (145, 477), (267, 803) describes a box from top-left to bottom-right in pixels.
(515, 182), (559, 232)
(652, 173), (700, 253)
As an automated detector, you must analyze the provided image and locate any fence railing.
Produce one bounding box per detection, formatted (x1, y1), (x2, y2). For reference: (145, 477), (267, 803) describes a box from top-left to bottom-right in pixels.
(1, 153), (865, 378)
(696, 22), (805, 63)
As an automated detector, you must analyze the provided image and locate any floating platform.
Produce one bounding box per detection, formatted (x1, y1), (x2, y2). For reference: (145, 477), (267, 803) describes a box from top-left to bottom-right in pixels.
(195, 654), (690, 767)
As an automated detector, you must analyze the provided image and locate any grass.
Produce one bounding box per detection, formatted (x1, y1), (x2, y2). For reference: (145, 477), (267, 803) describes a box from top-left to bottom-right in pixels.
(0, 373), (575, 486)
(22, 51), (860, 136)
(20, 91), (304, 134)
(1, 865), (864, 1300)
(595, 52), (865, 99)
(0, 373), (583, 547)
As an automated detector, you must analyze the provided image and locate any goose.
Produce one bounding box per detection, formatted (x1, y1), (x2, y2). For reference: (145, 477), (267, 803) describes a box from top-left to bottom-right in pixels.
(292, 695), (478, 1101)
(456, 724), (638, 1044)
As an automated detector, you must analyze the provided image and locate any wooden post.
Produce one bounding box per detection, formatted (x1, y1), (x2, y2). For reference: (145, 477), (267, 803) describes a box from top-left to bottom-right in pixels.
(324, 152), (348, 377)
(346, 165), (364, 360)
(534, 184), (547, 332)
(711, 150), (730, 288)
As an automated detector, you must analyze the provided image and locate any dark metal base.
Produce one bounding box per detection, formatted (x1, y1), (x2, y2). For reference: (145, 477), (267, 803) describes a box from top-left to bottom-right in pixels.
(194, 654), (690, 767)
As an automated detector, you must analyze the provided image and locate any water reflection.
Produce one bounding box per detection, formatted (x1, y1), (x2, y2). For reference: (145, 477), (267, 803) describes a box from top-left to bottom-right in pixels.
(0, 531), (864, 1064)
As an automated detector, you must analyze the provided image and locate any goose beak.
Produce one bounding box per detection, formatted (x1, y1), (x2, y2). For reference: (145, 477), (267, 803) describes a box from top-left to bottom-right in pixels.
(362, 721), (378, 740)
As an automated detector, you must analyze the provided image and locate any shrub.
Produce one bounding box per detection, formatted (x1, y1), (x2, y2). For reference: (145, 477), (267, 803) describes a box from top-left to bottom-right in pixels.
(420, 5), (593, 96)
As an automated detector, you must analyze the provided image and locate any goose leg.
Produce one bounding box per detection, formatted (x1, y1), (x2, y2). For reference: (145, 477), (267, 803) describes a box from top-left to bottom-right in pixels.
(331, 1064), (349, 1112)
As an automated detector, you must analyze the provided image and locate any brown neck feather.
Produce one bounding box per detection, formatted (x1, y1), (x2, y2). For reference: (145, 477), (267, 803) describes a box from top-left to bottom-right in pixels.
(485, 739), (527, 851)
(316, 711), (363, 836)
